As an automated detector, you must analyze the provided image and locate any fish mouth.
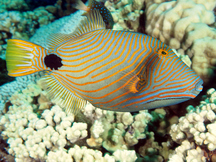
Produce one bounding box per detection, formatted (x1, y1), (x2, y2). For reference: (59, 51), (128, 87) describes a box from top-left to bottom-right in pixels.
(195, 78), (203, 94)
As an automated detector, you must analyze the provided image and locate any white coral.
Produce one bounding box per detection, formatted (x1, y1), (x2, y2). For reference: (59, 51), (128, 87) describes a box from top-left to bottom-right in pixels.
(0, 86), (88, 161)
(104, 0), (144, 31)
(113, 149), (137, 162)
(169, 88), (216, 160)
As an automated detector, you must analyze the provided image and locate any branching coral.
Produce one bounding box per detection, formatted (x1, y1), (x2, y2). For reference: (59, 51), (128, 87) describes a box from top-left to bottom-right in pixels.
(169, 88), (216, 161)
(145, 0), (215, 48)
(0, 0), (29, 11)
(46, 144), (137, 162)
(0, 72), (43, 113)
(84, 104), (152, 152)
(0, 83), (88, 161)
(104, 0), (145, 31)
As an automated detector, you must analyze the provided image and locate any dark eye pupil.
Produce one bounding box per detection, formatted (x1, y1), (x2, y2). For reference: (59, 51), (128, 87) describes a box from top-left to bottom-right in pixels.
(162, 51), (166, 55)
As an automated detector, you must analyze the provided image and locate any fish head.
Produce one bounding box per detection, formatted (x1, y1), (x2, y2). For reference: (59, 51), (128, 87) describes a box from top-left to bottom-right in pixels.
(139, 43), (203, 108)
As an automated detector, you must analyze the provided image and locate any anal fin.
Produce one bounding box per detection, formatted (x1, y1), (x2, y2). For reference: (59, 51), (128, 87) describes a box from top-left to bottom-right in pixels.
(41, 73), (87, 114)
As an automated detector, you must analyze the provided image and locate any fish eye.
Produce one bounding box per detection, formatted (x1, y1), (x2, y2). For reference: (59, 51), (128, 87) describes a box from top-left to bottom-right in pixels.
(161, 51), (166, 55)
(158, 48), (168, 56)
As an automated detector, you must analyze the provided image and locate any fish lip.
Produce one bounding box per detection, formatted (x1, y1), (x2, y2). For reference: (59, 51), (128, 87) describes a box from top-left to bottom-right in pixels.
(195, 78), (203, 92)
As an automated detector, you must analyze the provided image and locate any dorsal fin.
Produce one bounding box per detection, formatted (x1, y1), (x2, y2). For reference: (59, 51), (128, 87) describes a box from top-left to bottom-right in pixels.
(74, 9), (106, 36)
(47, 10), (106, 50)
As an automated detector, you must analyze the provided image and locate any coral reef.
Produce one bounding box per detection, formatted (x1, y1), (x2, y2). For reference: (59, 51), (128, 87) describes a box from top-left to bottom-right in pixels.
(169, 88), (216, 161)
(29, 10), (85, 48)
(0, 0), (29, 11)
(84, 104), (152, 152)
(0, 72), (43, 112)
(1, 104), (88, 161)
(104, 0), (145, 31)
(46, 144), (137, 162)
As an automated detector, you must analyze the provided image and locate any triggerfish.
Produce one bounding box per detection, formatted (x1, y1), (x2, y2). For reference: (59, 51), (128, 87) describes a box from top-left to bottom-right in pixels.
(6, 10), (203, 114)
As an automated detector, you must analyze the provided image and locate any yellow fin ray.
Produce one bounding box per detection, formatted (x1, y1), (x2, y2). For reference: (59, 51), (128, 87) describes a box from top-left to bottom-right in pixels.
(6, 39), (47, 77)
(41, 74), (87, 114)
(76, 9), (106, 35)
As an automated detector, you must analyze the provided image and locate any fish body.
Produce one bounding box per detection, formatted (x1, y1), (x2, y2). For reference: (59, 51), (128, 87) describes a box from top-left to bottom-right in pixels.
(6, 10), (203, 113)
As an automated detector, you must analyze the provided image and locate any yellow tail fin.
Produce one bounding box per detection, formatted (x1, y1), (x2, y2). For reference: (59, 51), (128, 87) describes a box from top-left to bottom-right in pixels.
(6, 39), (48, 77)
